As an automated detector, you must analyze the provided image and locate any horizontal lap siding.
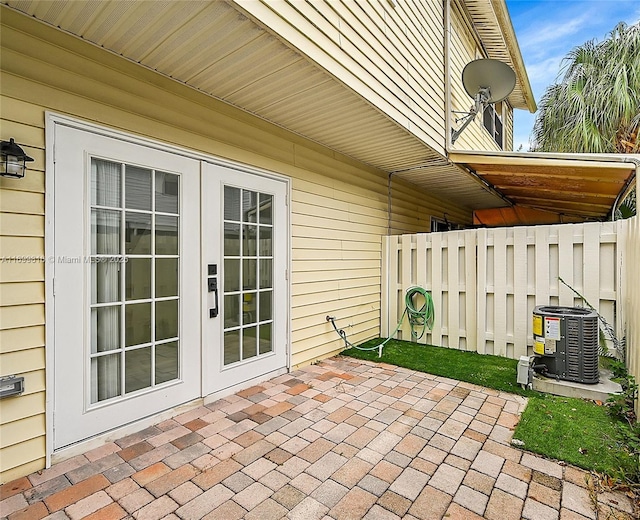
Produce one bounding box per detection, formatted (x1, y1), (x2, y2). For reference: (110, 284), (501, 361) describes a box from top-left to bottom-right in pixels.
(291, 176), (384, 365)
(449, 3), (506, 151)
(236, 0), (447, 154)
(0, 89), (47, 482)
(505, 109), (514, 151)
(0, 9), (471, 481)
(289, 159), (470, 367)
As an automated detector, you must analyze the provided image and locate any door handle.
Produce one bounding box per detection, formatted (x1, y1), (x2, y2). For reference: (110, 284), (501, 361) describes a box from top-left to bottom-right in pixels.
(210, 286), (218, 318)
(208, 277), (218, 318)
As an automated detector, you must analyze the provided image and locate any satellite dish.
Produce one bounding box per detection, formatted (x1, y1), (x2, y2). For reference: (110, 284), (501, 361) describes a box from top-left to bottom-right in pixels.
(462, 59), (516, 104)
(452, 59), (516, 144)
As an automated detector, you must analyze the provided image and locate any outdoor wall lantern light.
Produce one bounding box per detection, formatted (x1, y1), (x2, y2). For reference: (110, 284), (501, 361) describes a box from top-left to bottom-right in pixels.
(1, 138), (34, 178)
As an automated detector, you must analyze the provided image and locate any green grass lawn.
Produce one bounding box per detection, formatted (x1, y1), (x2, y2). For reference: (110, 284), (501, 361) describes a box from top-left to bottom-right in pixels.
(343, 338), (638, 479)
(513, 392), (634, 474)
(345, 338), (535, 397)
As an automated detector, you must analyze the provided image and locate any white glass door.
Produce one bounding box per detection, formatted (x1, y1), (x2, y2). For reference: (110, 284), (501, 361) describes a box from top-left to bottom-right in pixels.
(202, 163), (288, 395)
(53, 124), (201, 449)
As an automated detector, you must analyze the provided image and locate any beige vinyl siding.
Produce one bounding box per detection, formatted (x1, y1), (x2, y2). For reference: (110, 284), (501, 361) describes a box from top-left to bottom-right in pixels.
(0, 8), (470, 481)
(449, 2), (512, 151)
(0, 91), (47, 483)
(504, 105), (515, 151)
(233, 0), (447, 155)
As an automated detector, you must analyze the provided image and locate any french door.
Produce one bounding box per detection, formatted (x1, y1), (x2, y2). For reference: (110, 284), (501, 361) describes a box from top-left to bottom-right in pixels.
(202, 162), (288, 396)
(52, 124), (201, 449)
(51, 121), (289, 450)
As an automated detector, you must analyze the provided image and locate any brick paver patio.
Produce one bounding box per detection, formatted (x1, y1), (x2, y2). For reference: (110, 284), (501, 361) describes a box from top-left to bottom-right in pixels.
(1, 357), (636, 519)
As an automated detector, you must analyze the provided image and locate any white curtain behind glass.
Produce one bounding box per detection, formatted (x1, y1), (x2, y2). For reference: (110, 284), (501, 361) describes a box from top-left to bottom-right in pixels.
(92, 159), (121, 402)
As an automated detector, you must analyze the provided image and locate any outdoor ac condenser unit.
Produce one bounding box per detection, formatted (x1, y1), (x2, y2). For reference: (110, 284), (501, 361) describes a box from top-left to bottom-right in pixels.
(532, 306), (599, 384)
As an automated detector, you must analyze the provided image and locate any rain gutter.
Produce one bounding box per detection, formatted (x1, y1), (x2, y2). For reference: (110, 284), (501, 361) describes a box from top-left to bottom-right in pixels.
(450, 149), (637, 163)
(444, 0), (452, 152)
(612, 157), (639, 220)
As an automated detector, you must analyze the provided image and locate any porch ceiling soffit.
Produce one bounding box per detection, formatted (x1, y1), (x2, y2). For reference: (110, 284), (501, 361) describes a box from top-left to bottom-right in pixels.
(450, 151), (636, 219)
(4, 0), (505, 211)
(462, 0), (537, 113)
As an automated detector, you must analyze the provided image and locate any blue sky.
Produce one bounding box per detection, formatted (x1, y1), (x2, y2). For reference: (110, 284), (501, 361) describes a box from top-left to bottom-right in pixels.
(504, 0), (640, 151)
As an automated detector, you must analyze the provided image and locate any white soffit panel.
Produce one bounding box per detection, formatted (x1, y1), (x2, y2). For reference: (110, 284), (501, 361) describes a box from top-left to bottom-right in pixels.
(4, 0), (506, 210)
(463, 0), (536, 112)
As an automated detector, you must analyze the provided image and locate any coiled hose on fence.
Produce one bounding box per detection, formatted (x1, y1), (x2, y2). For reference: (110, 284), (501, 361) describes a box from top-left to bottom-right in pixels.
(326, 286), (435, 357)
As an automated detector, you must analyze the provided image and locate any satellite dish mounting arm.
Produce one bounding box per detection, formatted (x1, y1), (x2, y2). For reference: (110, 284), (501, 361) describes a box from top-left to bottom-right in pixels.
(450, 59), (516, 145)
(451, 87), (491, 144)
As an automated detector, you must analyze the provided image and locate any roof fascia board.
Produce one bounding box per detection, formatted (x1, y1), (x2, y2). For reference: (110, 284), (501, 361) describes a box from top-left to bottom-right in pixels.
(449, 150), (638, 171)
(490, 0), (537, 112)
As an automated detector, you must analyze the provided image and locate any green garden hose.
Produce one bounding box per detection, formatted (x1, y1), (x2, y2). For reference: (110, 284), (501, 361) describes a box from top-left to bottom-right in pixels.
(404, 285), (435, 340)
(326, 286), (435, 358)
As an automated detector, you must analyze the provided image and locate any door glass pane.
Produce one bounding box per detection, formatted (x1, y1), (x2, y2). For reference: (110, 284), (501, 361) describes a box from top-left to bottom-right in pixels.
(224, 259), (240, 292)
(91, 159), (121, 207)
(243, 326), (257, 359)
(243, 224), (256, 256)
(259, 291), (272, 322)
(91, 306), (120, 353)
(125, 347), (151, 393)
(91, 354), (121, 402)
(259, 323), (272, 354)
(260, 259), (272, 289)
(242, 190), (258, 223)
(224, 223), (240, 256)
(92, 261), (120, 304)
(156, 299), (178, 341)
(224, 330), (241, 364)
(243, 292), (256, 325)
(156, 341), (179, 384)
(156, 258), (178, 297)
(125, 302), (151, 346)
(243, 259), (257, 290)
(259, 193), (272, 225)
(125, 212), (151, 254)
(156, 215), (178, 255)
(125, 166), (152, 211)
(224, 186), (240, 221)
(156, 172), (179, 214)
(259, 227), (272, 256)
(92, 209), (121, 255)
(126, 258), (151, 300)
(224, 294), (240, 328)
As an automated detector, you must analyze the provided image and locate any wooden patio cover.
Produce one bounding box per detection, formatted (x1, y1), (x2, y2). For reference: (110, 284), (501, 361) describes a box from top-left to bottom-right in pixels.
(450, 151), (637, 225)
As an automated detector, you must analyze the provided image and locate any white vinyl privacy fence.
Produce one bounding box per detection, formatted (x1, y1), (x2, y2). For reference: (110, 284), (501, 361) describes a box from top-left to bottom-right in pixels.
(382, 221), (632, 360)
(620, 215), (640, 403)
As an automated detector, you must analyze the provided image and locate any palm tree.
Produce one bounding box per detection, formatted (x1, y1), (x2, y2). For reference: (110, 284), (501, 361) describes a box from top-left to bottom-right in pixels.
(532, 21), (640, 154)
(615, 187), (636, 219)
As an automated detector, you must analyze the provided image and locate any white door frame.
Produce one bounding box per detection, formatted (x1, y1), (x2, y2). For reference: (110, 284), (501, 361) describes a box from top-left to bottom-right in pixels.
(45, 113), (291, 466)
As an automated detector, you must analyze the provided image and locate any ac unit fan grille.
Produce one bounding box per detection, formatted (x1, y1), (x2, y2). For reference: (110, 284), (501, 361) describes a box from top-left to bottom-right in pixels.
(566, 316), (598, 381)
(581, 317), (599, 380)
